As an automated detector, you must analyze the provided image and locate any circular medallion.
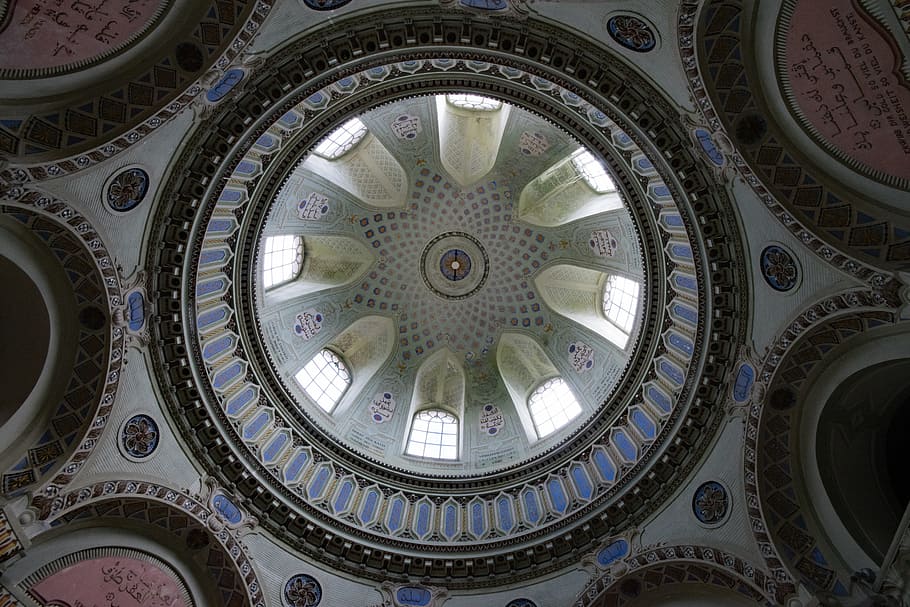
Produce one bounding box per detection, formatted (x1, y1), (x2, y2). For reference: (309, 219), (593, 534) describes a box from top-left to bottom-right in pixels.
(760, 245), (799, 292)
(606, 15), (657, 53)
(284, 574), (322, 607)
(120, 414), (160, 459)
(440, 249), (472, 281)
(692, 480), (729, 525)
(507, 600), (538, 607)
(304, 0), (353, 9)
(420, 232), (489, 300)
(106, 167), (150, 213)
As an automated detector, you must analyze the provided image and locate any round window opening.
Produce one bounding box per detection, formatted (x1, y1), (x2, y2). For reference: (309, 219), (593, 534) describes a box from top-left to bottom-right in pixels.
(250, 92), (649, 475)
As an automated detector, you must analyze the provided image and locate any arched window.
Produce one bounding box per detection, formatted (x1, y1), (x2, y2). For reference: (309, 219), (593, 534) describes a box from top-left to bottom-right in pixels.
(603, 275), (640, 335)
(528, 377), (582, 438)
(294, 349), (351, 412)
(313, 117), (368, 160)
(571, 149), (616, 194)
(446, 93), (502, 111)
(405, 409), (459, 460)
(263, 235), (303, 289)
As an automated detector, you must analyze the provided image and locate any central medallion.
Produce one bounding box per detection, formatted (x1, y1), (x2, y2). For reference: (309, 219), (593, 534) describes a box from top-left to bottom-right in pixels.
(421, 231), (489, 300)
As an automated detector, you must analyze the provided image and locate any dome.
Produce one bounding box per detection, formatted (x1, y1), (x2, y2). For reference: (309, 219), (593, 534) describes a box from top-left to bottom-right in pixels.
(251, 93), (647, 475)
(185, 53), (715, 581)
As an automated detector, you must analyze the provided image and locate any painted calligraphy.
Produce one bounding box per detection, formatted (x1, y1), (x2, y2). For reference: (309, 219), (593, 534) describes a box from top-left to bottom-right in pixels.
(568, 341), (595, 373)
(588, 229), (618, 257)
(0, 0), (157, 71)
(479, 403), (505, 435)
(785, 0), (910, 181)
(369, 391), (396, 423)
(30, 555), (187, 607)
(294, 309), (323, 340)
(297, 192), (330, 220)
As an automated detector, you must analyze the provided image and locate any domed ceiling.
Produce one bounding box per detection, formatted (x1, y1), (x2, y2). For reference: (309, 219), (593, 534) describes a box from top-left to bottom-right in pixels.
(149, 8), (747, 583)
(253, 92), (646, 475)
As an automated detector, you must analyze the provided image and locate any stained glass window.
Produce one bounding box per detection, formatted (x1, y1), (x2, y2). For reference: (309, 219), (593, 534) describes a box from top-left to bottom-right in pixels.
(528, 377), (582, 438)
(405, 409), (459, 460)
(294, 349), (351, 412)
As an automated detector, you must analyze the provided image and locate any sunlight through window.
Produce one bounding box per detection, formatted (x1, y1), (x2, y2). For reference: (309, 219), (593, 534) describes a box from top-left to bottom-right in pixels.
(295, 349), (351, 412)
(406, 409), (459, 460)
(603, 275), (640, 335)
(572, 149), (616, 194)
(263, 235), (303, 289)
(528, 377), (582, 438)
(314, 117), (368, 159)
(446, 93), (502, 111)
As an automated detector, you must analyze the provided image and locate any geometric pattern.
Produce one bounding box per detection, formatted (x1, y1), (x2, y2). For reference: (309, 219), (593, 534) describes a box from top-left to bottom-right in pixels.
(574, 544), (780, 606)
(685, 0), (910, 268)
(0, 205), (120, 499)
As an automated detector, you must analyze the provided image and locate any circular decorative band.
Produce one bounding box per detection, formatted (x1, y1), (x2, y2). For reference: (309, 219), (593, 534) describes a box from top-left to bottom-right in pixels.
(420, 231), (489, 300)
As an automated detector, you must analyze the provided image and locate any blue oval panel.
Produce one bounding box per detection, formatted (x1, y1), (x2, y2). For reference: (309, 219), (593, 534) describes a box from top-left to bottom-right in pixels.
(733, 363), (755, 402)
(212, 493), (243, 525)
(397, 586), (432, 606)
(206, 69), (244, 103)
(597, 539), (629, 566)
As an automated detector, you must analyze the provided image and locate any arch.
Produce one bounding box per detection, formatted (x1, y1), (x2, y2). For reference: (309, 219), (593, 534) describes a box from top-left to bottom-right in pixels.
(517, 149), (623, 227)
(0, 207), (121, 499)
(302, 131), (408, 208)
(262, 234), (374, 304)
(574, 545), (779, 606)
(497, 332), (576, 442)
(534, 264), (639, 350)
(753, 310), (904, 596)
(437, 93), (511, 187)
(405, 349), (466, 458)
(25, 481), (264, 607)
(307, 315), (396, 417)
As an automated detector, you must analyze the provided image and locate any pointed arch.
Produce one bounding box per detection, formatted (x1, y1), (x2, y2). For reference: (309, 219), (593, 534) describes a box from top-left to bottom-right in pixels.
(404, 349), (466, 460)
(303, 131), (407, 208)
(518, 149), (623, 227)
(262, 234), (374, 303)
(535, 264), (640, 349)
(437, 94), (511, 187)
(496, 333), (582, 441)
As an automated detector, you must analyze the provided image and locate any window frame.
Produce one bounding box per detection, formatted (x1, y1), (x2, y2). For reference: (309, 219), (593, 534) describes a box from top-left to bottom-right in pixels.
(527, 376), (583, 439)
(294, 348), (352, 413)
(312, 117), (369, 160)
(601, 274), (640, 337)
(571, 149), (617, 194)
(405, 408), (460, 460)
(445, 93), (503, 112)
(262, 234), (304, 290)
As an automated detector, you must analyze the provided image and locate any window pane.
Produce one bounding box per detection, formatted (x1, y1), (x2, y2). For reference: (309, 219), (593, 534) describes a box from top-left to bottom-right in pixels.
(603, 275), (640, 335)
(294, 349), (351, 413)
(446, 93), (502, 111)
(571, 149), (617, 194)
(313, 117), (368, 160)
(528, 377), (582, 438)
(263, 235), (303, 289)
(406, 409), (459, 460)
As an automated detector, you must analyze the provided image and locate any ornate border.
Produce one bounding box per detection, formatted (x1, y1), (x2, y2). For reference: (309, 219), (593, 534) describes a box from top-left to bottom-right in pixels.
(147, 8), (748, 585)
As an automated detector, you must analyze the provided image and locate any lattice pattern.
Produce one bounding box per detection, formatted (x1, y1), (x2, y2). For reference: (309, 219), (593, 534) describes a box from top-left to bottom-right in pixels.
(572, 149), (616, 193)
(295, 349), (351, 412)
(314, 117), (368, 159)
(603, 275), (639, 335)
(447, 93), (502, 111)
(406, 409), (459, 459)
(528, 378), (582, 438)
(263, 235), (303, 289)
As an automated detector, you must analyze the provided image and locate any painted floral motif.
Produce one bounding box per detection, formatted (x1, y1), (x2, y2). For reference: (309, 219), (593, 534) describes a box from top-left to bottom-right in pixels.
(284, 574), (322, 606)
(106, 168), (150, 212)
(760, 245), (799, 291)
(692, 481), (728, 524)
(121, 414), (159, 459)
(440, 249), (472, 281)
(606, 15), (657, 53)
(506, 599), (538, 607)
